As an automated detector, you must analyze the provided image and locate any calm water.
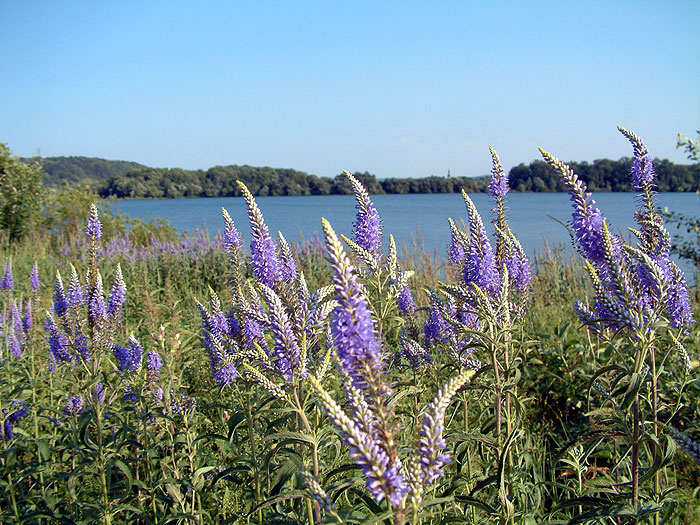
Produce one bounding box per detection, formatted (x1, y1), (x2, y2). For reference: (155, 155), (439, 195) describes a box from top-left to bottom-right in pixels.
(113, 192), (699, 275)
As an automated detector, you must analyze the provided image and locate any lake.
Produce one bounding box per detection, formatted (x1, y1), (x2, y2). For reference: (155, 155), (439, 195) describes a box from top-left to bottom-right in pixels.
(112, 192), (699, 276)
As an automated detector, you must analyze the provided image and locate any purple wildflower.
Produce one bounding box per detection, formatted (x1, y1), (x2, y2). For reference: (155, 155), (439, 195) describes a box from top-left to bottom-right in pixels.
(53, 272), (68, 317)
(74, 330), (91, 363)
(237, 181), (279, 287)
(462, 192), (500, 296)
(146, 350), (163, 381)
(322, 218), (384, 392)
(619, 126), (655, 191)
(448, 219), (466, 264)
(310, 376), (407, 507)
(277, 232), (298, 282)
(92, 382), (105, 405)
(397, 284), (415, 315)
(85, 204), (102, 239)
(63, 395), (85, 417)
(22, 299), (32, 333)
(539, 148), (620, 273)
(67, 265), (84, 310)
(346, 172), (382, 255)
(221, 207), (243, 254)
(196, 299), (239, 386)
(46, 313), (70, 364)
(9, 331), (21, 358)
(88, 273), (106, 324)
(106, 265), (126, 317)
(112, 335), (143, 372)
(419, 370), (475, 484)
(30, 262), (40, 292)
(2, 401), (28, 442)
(260, 283), (303, 381)
(0, 258), (13, 291)
(488, 146), (508, 198)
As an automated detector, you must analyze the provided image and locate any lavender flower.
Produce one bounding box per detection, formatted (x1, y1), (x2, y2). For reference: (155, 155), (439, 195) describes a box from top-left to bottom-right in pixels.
(237, 181), (279, 287)
(112, 335), (143, 372)
(619, 126), (655, 191)
(63, 395), (85, 417)
(67, 264), (84, 310)
(0, 258), (13, 291)
(146, 350), (163, 381)
(53, 271), (68, 317)
(85, 203), (102, 239)
(260, 283), (303, 381)
(346, 171), (382, 256)
(196, 299), (239, 386)
(277, 232), (298, 282)
(448, 219), (467, 264)
(462, 192), (500, 296)
(88, 273), (106, 324)
(92, 382), (105, 405)
(2, 401), (28, 442)
(106, 265), (126, 317)
(419, 369), (475, 484)
(22, 299), (32, 333)
(221, 207), (243, 254)
(9, 331), (21, 358)
(488, 146), (508, 198)
(397, 284), (415, 315)
(30, 262), (40, 292)
(46, 313), (70, 364)
(539, 148), (619, 273)
(309, 375), (407, 507)
(322, 217), (384, 392)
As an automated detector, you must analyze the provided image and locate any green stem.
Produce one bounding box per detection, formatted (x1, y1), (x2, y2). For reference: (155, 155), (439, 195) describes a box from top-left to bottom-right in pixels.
(245, 386), (263, 524)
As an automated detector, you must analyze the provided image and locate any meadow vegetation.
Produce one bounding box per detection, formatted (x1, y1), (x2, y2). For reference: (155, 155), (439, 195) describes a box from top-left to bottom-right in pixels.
(1, 129), (698, 524)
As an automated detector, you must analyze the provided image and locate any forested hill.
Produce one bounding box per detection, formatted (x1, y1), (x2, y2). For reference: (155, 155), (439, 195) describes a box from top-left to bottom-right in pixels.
(20, 156), (147, 187)
(99, 157), (698, 198)
(21, 155), (700, 197)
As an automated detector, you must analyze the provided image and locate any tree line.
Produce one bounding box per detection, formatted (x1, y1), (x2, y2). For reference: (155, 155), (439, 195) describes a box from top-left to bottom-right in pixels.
(22, 155), (699, 198)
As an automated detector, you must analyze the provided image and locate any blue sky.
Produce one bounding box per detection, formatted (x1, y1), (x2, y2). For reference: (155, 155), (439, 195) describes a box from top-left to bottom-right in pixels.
(1, 1), (698, 179)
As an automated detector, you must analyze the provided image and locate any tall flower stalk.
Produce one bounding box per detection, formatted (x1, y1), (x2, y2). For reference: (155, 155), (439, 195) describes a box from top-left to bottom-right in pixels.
(540, 127), (695, 520)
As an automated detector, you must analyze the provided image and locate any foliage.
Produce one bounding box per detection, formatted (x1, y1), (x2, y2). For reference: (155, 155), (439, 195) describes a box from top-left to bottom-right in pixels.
(0, 129), (698, 524)
(21, 155), (147, 188)
(0, 143), (44, 243)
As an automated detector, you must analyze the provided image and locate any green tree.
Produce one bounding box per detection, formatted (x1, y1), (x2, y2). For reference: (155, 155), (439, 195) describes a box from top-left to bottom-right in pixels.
(0, 142), (44, 242)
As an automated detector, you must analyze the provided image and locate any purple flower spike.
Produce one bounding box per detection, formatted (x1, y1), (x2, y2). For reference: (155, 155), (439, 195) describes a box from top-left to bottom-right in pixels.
(63, 395), (85, 417)
(106, 265), (126, 317)
(448, 219), (467, 264)
(3, 401), (28, 442)
(88, 273), (106, 324)
(277, 232), (298, 282)
(618, 126), (656, 191)
(146, 350), (163, 380)
(260, 283), (303, 381)
(462, 192), (500, 296)
(112, 335), (143, 372)
(85, 203), (102, 239)
(46, 313), (70, 364)
(0, 258), (13, 291)
(310, 376), (407, 507)
(22, 300), (32, 333)
(67, 265), (84, 310)
(53, 272), (68, 317)
(397, 284), (415, 315)
(322, 217), (385, 392)
(346, 172), (382, 256)
(539, 148), (620, 273)
(488, 146), (508, 198)
(221, 207), (243, 254)
(30, 262), (40, 292)
(237, 181), (279, 287)
(419, 369), (474, 484)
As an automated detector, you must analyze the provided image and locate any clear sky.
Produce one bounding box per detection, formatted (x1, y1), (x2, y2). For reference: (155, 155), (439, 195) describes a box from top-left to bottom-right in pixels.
(1, 1), (698, 179)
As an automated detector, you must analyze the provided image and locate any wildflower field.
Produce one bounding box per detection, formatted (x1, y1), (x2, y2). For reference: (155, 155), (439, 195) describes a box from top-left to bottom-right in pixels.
(1, 128), (699, 524)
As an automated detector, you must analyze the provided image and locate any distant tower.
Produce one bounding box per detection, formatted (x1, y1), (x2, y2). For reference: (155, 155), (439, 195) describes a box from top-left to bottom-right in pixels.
(447, 169), (451, 178)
